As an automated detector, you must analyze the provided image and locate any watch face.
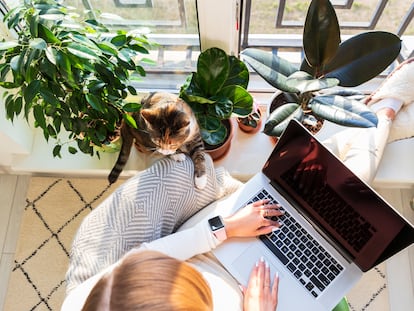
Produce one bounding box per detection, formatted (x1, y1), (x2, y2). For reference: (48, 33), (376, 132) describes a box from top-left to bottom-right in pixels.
(208, 216), (224, 231)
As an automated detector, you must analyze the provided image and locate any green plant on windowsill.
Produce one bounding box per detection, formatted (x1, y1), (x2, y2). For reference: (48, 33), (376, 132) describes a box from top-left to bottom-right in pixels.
(179, 47), (253, 149)
(241, 0), (401, 137)
(0, 0), (155, 157)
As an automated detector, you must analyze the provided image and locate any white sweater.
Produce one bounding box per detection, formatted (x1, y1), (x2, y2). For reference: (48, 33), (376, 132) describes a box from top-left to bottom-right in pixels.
(61, 219), (244, 311)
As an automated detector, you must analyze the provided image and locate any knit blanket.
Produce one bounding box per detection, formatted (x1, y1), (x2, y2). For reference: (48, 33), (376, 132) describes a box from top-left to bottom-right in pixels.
(65, 155), (243, 294)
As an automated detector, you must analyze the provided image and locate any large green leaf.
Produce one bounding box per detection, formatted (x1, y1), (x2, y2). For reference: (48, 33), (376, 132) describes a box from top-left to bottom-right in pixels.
(264, 103), (304, 136)
(224, 55), (249, 89)
(199, 115), (227, 146)
(196, 47), (229, 97)
(286, 71), (339, 93)
(219, 85), (253, 117)
(323, 32), (401, 87)
(310, 95), (378, 127)
(241, 50), (299, 93)
(303, 0), (340, 68)
(207, 95), (233, 119)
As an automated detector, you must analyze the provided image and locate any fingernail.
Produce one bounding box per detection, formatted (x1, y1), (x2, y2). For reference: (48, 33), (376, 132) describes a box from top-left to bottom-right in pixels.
(272, 227), (280, 232)
(255, 261), (259, 267)
(265, 261), (269, 268)
(276, 272), (279, 279)
(260, 256), (265, 263)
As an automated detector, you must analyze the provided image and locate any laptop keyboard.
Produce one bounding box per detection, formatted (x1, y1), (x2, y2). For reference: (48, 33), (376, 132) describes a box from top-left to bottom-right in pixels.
(246, 189), (344, 298)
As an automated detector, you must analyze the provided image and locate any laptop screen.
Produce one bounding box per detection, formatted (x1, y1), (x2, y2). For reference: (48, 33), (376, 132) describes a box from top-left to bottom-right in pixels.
(262, 120), (411, 272)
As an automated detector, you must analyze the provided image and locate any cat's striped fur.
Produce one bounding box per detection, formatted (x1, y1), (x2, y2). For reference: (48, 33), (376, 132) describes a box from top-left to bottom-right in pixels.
(108, 92), (207, 188)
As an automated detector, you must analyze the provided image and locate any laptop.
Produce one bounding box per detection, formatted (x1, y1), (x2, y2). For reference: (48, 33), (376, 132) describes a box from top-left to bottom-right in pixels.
(187, 119), (414, 310)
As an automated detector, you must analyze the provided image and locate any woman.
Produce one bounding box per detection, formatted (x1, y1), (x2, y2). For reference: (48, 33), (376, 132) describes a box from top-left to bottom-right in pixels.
(62, 199), (282, 311)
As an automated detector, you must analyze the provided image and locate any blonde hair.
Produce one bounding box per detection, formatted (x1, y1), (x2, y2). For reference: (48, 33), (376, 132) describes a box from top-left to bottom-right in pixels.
(81, 250), (213, 311)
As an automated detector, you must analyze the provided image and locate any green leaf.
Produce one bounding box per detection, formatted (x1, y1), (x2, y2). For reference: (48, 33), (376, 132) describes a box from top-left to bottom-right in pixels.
(207, 96), (233, 119)
(123, 102), (141, 112)
(241, 49), (299, 93)
(224, 55), (249, 89)
(264, 103), (304, 136)
(219, 85), (253, 117)
(29, 38), (47, 50)
(24, 80), (41, 105)
(67, 43), (101, 60)
(199, 116), (227, 146)
(123, 113), (137, 129)
(53, 145), (62, 158)
(310, 95), (378, 127)
(324, 31), (402, 87)
(86, 93), (105, 112)
(68, 146), (78, 154)
(286, 71), (339, 93)
(38, 23), (60, 44)
(0, 41), (19, 50)
(303, 0), (340, 68)
(33, 104), (47, 129)
(196, 47), (229, 97)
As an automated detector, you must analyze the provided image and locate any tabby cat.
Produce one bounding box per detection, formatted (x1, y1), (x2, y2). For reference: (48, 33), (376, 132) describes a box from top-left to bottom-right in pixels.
(108, 92), (207, 189)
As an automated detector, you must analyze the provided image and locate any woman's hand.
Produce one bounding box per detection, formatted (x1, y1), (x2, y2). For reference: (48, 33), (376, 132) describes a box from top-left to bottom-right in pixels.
(223, 200), (283, 239)
(243, 257), (279, 311)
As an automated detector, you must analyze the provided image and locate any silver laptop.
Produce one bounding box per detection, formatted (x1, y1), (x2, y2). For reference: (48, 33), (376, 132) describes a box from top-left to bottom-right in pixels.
(203, 119), (414, 310)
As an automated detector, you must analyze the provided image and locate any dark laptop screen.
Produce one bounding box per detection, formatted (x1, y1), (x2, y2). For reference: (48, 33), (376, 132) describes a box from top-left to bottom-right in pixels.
(262, 120), (411, 271)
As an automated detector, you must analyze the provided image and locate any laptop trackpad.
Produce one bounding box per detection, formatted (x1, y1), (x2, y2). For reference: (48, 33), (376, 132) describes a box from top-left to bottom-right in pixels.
(231, 244), (283, 286)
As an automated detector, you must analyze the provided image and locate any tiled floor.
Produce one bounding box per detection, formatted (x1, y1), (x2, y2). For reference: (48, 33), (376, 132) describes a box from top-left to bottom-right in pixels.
(0, 175), (30, 311)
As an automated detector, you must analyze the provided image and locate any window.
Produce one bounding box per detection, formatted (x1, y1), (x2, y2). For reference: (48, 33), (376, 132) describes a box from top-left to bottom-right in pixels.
(1, 0), (202, 92)
(241, 0), (414, 91)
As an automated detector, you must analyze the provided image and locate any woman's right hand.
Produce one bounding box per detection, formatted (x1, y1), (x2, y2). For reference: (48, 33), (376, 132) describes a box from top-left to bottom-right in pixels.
(242, 257), (279, 311)
(223, 200), (283, 239)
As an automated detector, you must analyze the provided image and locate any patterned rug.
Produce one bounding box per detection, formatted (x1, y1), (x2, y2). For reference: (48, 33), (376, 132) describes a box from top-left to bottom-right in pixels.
(4, 177), (389, 311)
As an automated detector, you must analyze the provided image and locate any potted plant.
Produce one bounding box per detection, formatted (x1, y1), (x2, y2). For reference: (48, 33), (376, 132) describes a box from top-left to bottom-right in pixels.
(0, 0), (155, 158)
(179, 47), (253, 159)
(237, 100), (262, 133)
(241, 0), (401, 137)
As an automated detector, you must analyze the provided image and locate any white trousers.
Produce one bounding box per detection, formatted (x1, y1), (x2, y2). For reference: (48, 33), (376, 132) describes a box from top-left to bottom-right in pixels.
(322, 116), (392, 185)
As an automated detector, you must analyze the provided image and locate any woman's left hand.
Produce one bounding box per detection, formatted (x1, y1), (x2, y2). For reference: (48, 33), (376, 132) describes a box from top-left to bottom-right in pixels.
(223, 200), (283, 239)
(242, 257), (279, 311)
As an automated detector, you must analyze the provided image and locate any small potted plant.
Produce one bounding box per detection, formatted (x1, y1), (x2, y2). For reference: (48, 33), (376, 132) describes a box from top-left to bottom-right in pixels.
(179, 47), (253, 160)
(241, 0), (401, 138)
(0, 0), (155, 158)
(237, 100), (262, 133)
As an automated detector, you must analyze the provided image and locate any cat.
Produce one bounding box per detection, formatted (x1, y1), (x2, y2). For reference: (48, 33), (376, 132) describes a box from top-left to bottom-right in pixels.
(108, 92), (207, 189)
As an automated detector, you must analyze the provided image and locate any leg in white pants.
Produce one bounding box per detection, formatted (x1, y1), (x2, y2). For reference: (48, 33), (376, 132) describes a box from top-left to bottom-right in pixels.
(322, 116), (392, 185)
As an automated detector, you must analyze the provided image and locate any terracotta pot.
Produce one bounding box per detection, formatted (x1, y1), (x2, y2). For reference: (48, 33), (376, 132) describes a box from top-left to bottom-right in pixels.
(204, 119), (234, 161)
(237, 101), (263, 134)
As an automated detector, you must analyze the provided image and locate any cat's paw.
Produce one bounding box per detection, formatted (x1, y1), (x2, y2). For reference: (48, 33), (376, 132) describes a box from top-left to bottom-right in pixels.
(170, 153), (186, 162)
(195, 174), (207, 189)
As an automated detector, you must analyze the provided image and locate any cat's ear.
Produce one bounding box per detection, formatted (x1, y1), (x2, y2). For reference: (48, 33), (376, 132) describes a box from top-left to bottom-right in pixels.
(140, 109), (157, 124)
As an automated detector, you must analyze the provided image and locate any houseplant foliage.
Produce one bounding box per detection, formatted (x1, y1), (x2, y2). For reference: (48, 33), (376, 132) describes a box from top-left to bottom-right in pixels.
(179, 47), (253, 146)
(0, 0), (155, 157)
(241, 0), (401, 137)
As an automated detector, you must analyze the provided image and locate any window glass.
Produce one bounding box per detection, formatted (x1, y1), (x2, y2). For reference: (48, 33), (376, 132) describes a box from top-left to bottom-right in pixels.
(242, 0), (414, 90)
(1, 0), (200, 91)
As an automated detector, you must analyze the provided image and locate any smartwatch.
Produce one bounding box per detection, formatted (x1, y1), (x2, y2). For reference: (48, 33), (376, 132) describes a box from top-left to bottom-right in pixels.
(208, 215), (227, 241)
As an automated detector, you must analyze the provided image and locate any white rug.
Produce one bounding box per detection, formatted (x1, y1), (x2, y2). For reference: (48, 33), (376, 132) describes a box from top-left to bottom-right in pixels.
(4, 177), (389, 311)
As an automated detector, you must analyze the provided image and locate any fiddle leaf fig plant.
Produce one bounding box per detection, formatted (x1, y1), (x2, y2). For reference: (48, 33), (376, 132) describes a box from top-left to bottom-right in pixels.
(0, 0), (155, 157)
(241, 0), (402, 137)
(179, 47), (253, 146)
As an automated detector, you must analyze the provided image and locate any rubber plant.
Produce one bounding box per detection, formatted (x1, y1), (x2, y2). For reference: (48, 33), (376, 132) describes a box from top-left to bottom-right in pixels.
(179, 47), (253, 147)
(241, 0), (401, 137)
(0, 0), (155, 157)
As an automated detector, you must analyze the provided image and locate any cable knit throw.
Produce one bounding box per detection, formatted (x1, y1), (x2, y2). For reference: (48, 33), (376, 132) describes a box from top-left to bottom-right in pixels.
(65, 154), (243, 294)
